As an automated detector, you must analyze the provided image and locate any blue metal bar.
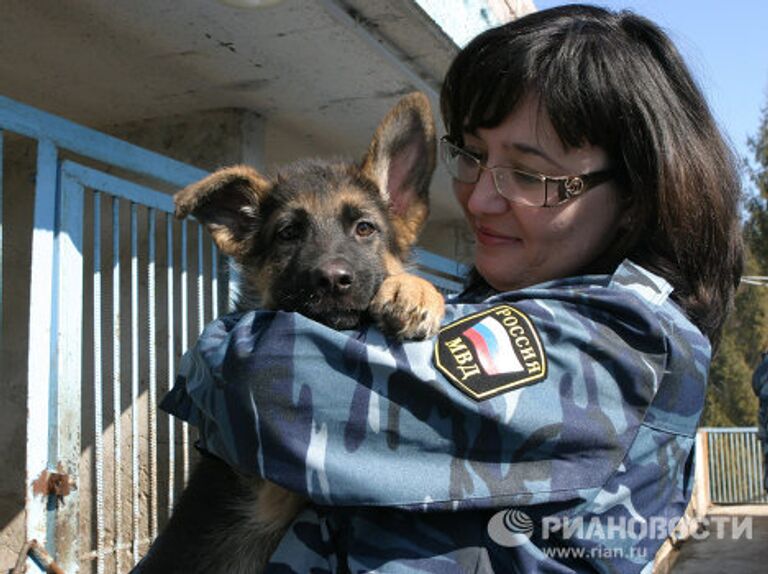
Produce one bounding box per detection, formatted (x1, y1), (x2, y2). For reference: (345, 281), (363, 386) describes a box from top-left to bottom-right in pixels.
(735, 434), (742, 503)
(737, 433), (746, 501)
(730, 433), (739, 502)
(414, 270), (464, 295)
(714, 433), (724, 503)
(413, 247), (469, 277)
(93, 190), (106, 574)
(61, 161), (173, 213)
(699, 427), (759, 433)
(25, 139), (59, 552)
(148, 209), (158, 541)
(717, 433), (726, 503)
(0, 95), (207, 187)
(723, 434), (732, 502)
(166, 214), (176, 514)
(755, 435), (762, 503)
(55, 169), (85, 571)
(751, 432), (766, 503)
(212, 240), (219, 319)
(707, 432), (717, 502)
(228, 258), (240, 312)
(705, 431), (713, 500)
(733, 433), (746, 502)
(130, 203), (140, 565)
(112, 196), (124, 574)
(733, 433), (742, 502)
(740, 433), (749, 501)
(198, 224), (205, 332)
(721, 434), (729, 502)
(180, 221), (190, 483)
(715, 433), (725, 503)
(725, 433), (734, 503)
(712, 432), (721, 503)
(413, 248), (465, 294)
(748, 433), (758, 502)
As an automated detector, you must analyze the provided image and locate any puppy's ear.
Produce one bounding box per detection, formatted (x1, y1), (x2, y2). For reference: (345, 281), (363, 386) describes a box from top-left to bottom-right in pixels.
(174, 165), (271, 260)
(361, 92), (436, 253)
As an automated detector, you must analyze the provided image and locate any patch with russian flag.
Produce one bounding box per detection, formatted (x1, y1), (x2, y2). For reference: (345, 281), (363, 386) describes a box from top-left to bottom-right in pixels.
(434, 304), (547, 400)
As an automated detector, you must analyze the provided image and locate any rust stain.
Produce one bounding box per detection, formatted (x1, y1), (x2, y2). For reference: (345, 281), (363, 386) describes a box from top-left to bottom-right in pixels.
(31, 469), (49, 498)
(31, 466), (77, 503)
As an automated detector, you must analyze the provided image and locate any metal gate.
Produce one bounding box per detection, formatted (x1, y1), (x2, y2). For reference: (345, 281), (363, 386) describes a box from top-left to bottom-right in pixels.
(1, 95), (465, 573)
(1, 95), (226, 573)
(701, 427), (768, 505)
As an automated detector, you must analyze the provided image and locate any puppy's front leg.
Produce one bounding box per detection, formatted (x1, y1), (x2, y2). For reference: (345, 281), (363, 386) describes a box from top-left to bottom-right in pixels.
(369, 273), (445, 340)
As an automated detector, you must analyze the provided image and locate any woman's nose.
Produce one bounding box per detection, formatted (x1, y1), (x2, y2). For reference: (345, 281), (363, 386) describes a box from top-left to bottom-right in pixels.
(466, 168), (509, 215)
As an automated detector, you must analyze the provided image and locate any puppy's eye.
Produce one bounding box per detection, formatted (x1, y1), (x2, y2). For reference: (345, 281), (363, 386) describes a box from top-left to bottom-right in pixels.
(355, 221), (377, 237)
(276, 223), (301, 241)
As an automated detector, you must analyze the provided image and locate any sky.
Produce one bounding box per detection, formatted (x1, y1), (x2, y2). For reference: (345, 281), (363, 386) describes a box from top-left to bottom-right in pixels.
(532, 0), (768, 192)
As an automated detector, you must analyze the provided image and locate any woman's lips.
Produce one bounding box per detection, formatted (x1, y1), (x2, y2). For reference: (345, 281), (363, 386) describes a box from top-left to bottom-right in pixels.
(475, 225), (521, 246)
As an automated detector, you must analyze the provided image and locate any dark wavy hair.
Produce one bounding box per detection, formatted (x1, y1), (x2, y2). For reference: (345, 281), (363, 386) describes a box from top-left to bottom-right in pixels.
(441, 4), (743, 348)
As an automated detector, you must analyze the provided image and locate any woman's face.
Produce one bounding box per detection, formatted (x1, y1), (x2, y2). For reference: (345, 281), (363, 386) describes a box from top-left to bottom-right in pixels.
(454, 95), (626, 291)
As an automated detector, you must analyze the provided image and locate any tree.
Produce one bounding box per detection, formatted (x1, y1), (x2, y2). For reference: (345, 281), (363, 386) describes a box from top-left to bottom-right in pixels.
(701, 100), (768, 427)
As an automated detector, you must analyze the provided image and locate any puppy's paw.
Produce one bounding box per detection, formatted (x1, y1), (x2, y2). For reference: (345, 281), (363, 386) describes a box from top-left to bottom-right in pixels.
(369, 273), (445, 340)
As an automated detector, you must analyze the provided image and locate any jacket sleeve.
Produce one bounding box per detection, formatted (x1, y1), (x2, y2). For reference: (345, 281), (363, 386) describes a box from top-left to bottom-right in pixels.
(753, 356), (768, 452)
(161, 266), (710, 513)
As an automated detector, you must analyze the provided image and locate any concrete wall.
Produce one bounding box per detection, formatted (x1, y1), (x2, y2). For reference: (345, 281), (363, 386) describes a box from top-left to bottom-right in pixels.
(1, 135), (37, 571)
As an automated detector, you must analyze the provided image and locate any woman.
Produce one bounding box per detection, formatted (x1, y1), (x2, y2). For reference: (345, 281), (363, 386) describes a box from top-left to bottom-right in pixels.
(163, 5), (743, 572)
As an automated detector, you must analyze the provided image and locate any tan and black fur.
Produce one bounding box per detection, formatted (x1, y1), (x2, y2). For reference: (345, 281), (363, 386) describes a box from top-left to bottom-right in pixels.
(136, 93), (444, 573)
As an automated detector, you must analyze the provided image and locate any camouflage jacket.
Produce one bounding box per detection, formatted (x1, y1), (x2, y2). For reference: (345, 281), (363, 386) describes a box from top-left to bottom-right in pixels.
(752, 353), (768, 456)
(162, 260), (710, 573)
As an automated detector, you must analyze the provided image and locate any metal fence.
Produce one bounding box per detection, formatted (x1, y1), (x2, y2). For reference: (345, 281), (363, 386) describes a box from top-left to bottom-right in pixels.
(0, 95), (221, 573)
(701, 427), (767, 505)
(1, 94), (466, 573)
(413, 247), (467, 294)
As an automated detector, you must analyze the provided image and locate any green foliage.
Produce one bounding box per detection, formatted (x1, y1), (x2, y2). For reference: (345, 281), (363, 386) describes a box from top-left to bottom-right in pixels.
(747, 100), (768, 198)
(702, 302), (768, 426)
(701, 100), (768, 427)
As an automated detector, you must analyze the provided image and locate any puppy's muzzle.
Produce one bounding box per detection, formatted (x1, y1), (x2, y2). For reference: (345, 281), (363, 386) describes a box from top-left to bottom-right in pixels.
(311, 259), (354, 295)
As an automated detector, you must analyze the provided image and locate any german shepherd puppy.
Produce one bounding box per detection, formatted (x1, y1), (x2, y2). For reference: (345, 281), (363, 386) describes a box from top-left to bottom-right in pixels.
(135, 93), (444, 573)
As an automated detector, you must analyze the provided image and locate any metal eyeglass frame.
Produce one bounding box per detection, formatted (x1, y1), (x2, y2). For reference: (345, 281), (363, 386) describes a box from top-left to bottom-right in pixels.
(439, 137), (614, 207)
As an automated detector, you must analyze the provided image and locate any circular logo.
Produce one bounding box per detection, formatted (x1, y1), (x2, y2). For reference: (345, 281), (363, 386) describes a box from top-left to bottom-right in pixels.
(487, 509), (534, 547)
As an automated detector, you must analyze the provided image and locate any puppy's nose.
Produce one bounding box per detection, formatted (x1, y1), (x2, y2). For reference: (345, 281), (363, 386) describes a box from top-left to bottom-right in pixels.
(312, 260), (354, 293)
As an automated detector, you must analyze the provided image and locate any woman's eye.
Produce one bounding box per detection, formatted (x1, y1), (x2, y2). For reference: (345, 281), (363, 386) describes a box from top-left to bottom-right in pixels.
(355, 221), (377, 237)
(512, 170), (543, 188)
(463, 147), (485, 162)
(457, 153), (478, 169)
(277, 223), (301, 241)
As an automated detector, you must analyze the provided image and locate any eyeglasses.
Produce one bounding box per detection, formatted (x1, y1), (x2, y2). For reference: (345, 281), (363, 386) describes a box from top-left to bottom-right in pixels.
(439, 137), (614, 208)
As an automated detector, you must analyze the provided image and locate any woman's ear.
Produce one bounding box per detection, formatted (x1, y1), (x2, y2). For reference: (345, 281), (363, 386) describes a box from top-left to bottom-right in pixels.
(618, 210), (633, 230)
(615, 192), (637, 231)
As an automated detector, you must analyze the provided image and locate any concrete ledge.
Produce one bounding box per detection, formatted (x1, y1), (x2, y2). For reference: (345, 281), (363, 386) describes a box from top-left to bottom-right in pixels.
(707, 504), (768, 516)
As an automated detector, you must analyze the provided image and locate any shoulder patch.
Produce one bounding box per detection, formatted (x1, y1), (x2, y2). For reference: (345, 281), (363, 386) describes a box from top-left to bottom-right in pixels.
(434, 304), (547, 400)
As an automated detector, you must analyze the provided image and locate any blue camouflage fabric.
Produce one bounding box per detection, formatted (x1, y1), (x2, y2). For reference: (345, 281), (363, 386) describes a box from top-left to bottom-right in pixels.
(752, 352), (768, 493)
(752, 353), (768, 455)
(162, 259), (711, 573)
